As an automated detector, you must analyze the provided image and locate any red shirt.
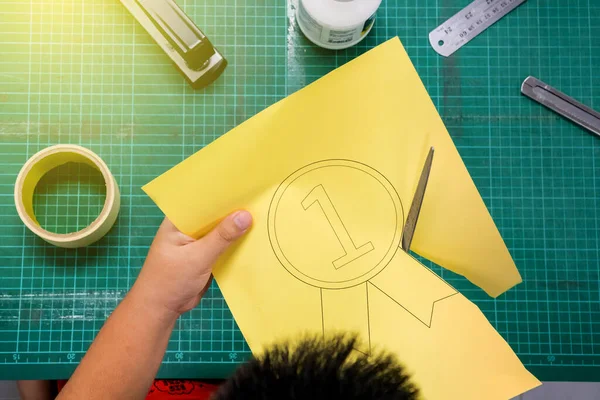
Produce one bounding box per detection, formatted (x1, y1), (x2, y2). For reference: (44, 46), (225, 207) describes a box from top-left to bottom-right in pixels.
(57, 379), (219, 399)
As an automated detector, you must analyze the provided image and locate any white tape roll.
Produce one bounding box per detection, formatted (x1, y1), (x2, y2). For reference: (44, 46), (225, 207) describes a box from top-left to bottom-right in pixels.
(296, 0), (382, 50)
(14, 145), (120, 248)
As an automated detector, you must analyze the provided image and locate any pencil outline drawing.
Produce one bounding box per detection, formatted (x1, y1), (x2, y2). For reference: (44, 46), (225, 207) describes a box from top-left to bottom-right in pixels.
(267, 159), (457, 353)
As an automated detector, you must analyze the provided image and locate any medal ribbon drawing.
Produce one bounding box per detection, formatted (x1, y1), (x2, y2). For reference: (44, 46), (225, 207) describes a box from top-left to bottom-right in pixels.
(267, 159), (457, 354)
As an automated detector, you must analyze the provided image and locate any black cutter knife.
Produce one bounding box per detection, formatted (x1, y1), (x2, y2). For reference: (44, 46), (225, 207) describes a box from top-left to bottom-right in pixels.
(521, 76), (600, 138)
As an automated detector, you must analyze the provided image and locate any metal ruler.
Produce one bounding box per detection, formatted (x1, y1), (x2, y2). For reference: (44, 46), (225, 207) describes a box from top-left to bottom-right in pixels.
(429, 0), (527, 57)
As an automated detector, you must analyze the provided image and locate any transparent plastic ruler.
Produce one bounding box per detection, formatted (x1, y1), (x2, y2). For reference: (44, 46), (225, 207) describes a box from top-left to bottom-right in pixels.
(429, 0), (527, 57)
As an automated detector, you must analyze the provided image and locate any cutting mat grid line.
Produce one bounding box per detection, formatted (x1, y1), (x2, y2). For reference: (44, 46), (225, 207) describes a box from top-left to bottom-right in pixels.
(0, 0), (599, 380)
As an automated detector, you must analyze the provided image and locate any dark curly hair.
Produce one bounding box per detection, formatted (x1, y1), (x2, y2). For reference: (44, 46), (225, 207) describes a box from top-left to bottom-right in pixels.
(212, 334), (419, 400)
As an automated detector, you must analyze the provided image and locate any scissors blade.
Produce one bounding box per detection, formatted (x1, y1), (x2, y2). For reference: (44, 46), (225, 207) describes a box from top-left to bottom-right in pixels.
(401, 147), (434, 252)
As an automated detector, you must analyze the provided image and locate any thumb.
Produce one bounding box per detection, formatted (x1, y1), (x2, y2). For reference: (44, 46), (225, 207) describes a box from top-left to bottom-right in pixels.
(193, 210), (253, 264)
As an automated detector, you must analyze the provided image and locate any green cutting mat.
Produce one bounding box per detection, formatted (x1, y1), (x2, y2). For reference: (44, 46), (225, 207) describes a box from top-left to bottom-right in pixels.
(1, 0), (599, 381)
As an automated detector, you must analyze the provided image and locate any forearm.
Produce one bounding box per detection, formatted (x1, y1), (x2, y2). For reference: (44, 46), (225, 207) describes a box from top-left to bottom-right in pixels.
(57, 285), (178, 400)
(56, 213), (251, 399)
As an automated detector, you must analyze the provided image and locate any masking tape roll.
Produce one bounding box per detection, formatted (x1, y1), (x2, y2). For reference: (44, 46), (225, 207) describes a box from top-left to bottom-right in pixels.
(297, 0), (382, 50)
(14, 145), (120, 248)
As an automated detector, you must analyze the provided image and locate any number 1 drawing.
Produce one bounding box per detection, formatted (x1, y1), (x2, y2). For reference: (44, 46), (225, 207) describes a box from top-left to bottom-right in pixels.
(302, 184), (374, 269)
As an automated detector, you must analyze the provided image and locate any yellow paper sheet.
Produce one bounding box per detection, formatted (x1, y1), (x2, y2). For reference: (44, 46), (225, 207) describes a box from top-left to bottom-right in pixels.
(143, 37), (539, 398)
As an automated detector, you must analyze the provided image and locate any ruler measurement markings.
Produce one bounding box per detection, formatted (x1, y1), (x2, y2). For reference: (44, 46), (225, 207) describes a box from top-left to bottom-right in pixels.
(430, 0), (527, 56)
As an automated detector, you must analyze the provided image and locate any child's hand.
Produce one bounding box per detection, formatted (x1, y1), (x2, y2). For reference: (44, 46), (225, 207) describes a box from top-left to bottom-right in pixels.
(131, 211), (252, 318)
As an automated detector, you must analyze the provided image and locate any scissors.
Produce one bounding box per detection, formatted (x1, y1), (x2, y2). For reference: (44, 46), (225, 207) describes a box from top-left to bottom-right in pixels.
(401, 146), (434, 252)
